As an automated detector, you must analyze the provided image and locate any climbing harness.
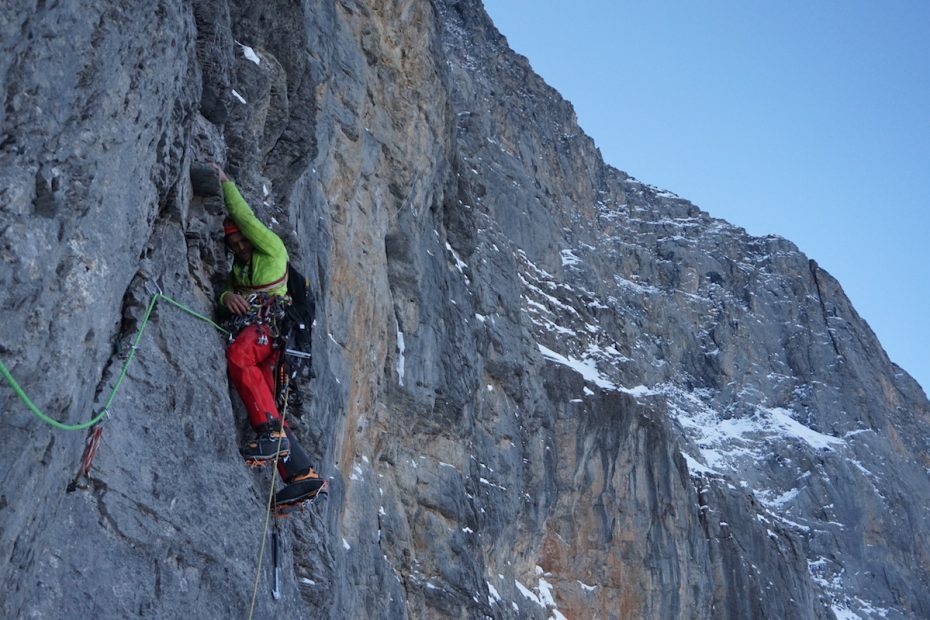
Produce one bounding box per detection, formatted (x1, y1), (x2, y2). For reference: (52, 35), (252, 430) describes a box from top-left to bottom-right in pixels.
(223, 292), (289, 339)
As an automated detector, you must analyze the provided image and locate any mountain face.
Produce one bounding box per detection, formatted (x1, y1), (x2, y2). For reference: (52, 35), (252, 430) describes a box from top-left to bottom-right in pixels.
(2, 1), (928, 618)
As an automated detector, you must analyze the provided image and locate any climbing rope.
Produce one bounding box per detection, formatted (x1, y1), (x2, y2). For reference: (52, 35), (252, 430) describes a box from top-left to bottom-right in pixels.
(0, 292), (229, 432)
(247, 381), (291, 619)
(4, 286), (303, 608)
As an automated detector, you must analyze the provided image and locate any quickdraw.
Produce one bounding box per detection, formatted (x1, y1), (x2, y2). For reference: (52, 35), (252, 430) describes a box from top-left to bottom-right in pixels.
(224, 293), (291, 340)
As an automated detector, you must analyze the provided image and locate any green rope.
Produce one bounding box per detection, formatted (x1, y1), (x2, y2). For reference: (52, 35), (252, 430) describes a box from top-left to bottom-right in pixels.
(99, 294), (160, 416)
(0, 356), (104, 431)
(157, 294), (230, 336)
(0, 292), (227, 431)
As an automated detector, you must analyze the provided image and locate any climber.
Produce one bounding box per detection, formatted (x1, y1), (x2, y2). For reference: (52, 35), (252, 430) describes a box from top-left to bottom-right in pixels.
(210, 162), (326, 510)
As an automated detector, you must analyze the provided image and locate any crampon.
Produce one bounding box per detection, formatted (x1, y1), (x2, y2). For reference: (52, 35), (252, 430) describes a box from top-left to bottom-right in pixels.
(244, 456), (282, 469)
(274, 479), (329, 518)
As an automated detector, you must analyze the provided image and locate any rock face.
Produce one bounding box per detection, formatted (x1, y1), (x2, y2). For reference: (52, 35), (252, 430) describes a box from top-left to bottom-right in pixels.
(1, 1), (928, 618)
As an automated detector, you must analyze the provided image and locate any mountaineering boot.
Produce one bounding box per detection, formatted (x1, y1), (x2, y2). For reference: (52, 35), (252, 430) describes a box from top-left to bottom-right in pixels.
(274, 467), (327, 513)
(241, 421), (290, 466)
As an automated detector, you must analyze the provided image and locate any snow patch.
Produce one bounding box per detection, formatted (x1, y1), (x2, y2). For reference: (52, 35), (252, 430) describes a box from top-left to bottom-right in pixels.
(512, 567), (568, 620)
(238, 42), (261, 65)
(487, 581), (501, 605)
(830, 607), (862, 620)
(537, 577), (556, 607)
(760, 487), (801, 509)
(537, 344), (616, 390)
(681, 452), (721, 477)
(614, 274), (661, 295)
(620, 384), (658, 397)
(396, 330), (406, 386)
(480, 477), (508, 491)
(515, 579), (542, 606)
(762, 406), (845, 450)
(560, 249), (581, 266)
(446, 242), (468, 274)
(668, 386), (845, 473)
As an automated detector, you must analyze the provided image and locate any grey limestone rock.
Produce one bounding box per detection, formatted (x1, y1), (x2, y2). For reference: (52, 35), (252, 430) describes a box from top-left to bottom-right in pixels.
(1, 1), (928, 619)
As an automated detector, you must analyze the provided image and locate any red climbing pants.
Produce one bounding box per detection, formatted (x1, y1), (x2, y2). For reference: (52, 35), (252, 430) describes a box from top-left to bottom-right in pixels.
(226, 324), (281, 429)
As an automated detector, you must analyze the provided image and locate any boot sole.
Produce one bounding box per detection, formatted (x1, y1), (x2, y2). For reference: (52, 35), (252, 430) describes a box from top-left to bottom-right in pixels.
(243, 450), (291, 467)
(274, 480), (329, 517)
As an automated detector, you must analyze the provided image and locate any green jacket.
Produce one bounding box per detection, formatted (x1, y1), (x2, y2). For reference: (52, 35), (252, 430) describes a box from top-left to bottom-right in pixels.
(219, 181), (288, 306)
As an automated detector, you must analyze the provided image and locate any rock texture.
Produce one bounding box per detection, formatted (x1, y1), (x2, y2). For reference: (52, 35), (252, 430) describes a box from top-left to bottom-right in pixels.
(2, 1), (929, 619)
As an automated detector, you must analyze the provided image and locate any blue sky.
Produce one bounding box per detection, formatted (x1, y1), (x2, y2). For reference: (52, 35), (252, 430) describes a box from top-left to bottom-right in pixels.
(483, 1), (930, 395)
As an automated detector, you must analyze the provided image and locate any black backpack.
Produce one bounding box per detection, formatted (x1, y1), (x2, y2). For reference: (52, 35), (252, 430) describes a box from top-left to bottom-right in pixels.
(274, 263), (316, 413)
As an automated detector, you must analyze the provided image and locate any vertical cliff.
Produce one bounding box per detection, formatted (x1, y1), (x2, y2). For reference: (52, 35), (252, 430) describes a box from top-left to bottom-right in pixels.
(1, 1), (928, 619)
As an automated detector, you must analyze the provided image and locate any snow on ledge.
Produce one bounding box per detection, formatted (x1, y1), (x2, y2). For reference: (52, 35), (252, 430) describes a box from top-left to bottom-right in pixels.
(537, 344), (616, 390)
(396, 330), (406, 386)
(537, 344), (659, 399)
(238, 42), (261, 65)
(681, 452), (722, 477)
(560, 249), (581, 266)
(760, 406), (845, 450)
(515, 579), (542, 606)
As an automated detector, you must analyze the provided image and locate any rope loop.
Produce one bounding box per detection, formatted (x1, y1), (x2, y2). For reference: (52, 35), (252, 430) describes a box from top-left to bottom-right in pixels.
(0, 292), (230, 432)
